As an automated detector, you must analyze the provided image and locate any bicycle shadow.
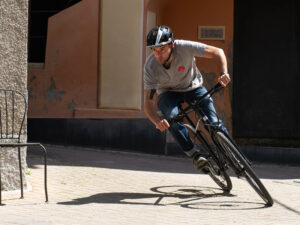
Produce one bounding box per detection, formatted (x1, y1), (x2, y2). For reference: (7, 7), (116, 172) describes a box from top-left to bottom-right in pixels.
(57, 185), (266, 210)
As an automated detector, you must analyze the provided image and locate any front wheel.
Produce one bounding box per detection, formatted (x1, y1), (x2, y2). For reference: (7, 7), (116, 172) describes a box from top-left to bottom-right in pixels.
(215, 132), (273, 206)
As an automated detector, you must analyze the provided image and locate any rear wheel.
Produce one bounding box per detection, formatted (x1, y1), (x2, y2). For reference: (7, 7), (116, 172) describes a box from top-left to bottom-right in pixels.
(215, 132), (273, 206)
(203, 158), (232, 193)
(184, 124), (232, 193)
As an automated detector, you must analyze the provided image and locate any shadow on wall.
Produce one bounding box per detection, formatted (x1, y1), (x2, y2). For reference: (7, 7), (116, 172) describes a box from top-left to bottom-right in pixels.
(28, 118), (166, 154)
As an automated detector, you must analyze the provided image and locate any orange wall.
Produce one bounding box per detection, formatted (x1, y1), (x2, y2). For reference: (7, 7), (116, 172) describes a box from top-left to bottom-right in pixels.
(28, 0), (233, 132)
(28, 0), (99, 118)
(144, 0), (169, 24)
(161, 0), (234, 74)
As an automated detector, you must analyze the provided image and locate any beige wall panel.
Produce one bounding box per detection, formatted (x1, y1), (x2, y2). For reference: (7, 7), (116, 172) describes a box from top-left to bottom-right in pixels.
(100, 0), (143, 109)
(146, 11), (156, 57)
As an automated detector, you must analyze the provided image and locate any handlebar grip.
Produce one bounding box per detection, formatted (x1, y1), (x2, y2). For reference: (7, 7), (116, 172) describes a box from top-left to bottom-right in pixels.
(167, 115), (184, 125)
(167, 117), (177, 125)
(167, 119), (172, 125)
(214, 82), (223, 89)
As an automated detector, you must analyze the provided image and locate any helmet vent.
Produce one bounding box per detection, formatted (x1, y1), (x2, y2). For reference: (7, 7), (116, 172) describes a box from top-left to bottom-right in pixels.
(155, 28), (163, 45)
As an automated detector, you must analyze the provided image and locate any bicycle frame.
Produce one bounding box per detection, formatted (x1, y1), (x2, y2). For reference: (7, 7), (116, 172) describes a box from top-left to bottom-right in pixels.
(177, 100), (227, 171)
(169, 83), (250, 175)
(167, 83), (225, 168)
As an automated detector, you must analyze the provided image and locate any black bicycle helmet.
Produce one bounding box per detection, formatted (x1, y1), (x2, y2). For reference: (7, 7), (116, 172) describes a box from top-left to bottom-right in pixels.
(147, 25), (174, 47)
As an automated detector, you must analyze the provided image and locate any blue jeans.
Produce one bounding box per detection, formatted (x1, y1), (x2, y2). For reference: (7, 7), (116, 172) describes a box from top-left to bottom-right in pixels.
(157, 86), (228, 156)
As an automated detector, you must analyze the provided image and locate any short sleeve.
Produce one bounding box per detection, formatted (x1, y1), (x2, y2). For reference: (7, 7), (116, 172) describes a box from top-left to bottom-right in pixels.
(144, 65), (157, 90)
(175, 40), (206, 57)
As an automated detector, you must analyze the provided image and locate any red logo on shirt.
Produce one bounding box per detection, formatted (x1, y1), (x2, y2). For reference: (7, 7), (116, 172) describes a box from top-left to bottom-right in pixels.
(177, 66), (185, 72)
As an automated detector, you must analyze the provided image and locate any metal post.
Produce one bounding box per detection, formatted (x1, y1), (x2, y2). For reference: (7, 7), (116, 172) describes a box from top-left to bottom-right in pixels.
(0, 169), (2, 205)
(18, 147), (24, 199)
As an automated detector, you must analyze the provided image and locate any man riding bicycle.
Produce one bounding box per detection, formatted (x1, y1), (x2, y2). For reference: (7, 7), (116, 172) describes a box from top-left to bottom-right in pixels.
(144, 25), (231, 170)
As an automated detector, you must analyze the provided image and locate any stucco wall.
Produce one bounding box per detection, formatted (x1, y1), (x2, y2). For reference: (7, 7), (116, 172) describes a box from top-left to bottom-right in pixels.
(28, 0), (99, 118)
(28, 0), (145, 119)
(28, 0), (233, 128)
(0, 0), (28, 191)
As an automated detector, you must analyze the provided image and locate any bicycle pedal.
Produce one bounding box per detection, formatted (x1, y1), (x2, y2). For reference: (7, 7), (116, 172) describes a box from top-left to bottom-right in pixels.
(224, 163), (230, 170)
(202, 166), (210, 174)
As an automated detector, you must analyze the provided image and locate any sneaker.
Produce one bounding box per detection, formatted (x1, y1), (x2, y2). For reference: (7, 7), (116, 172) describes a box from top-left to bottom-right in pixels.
(192, 153), (208, 170)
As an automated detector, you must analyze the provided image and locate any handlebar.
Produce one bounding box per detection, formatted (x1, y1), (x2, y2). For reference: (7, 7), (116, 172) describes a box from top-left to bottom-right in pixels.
(167, 83), (224, 124)
(194, 82), (223, 105)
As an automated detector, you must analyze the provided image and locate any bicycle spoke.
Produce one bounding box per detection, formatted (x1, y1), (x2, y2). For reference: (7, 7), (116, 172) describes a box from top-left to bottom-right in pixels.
(184, 124), (232, 193)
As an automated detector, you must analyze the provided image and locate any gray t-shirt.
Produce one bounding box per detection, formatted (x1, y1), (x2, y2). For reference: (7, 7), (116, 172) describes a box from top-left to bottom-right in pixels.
(144, 40), (206, 95)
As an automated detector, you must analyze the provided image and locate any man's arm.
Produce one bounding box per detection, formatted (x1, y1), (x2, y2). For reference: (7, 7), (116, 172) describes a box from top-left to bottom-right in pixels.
(202, 45), (231, 87)
(144, 90), (169, 132)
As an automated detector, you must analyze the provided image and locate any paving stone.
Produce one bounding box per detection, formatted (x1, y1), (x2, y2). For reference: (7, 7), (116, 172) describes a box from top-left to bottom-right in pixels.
(0, 145), (299, 225)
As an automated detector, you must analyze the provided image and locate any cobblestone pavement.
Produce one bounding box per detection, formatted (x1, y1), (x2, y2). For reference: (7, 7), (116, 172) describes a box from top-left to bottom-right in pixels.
(1, 145), (300, 225)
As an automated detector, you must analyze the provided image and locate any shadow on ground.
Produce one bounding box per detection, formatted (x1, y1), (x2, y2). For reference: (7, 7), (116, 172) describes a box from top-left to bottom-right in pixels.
(27, 145), (300, 180)
(57, 185), (266, 210)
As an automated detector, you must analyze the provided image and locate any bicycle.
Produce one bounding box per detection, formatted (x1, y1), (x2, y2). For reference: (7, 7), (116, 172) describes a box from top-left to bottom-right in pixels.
(167, 83), (274, 206)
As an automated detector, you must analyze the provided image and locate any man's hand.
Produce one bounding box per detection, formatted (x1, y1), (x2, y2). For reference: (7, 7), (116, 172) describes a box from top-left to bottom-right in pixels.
(155, 119), (170, 132)
(218, 73), (231, 87)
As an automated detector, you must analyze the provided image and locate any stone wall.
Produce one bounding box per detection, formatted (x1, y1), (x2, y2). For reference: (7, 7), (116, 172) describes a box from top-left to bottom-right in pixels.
(0, 0), (28, 191)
